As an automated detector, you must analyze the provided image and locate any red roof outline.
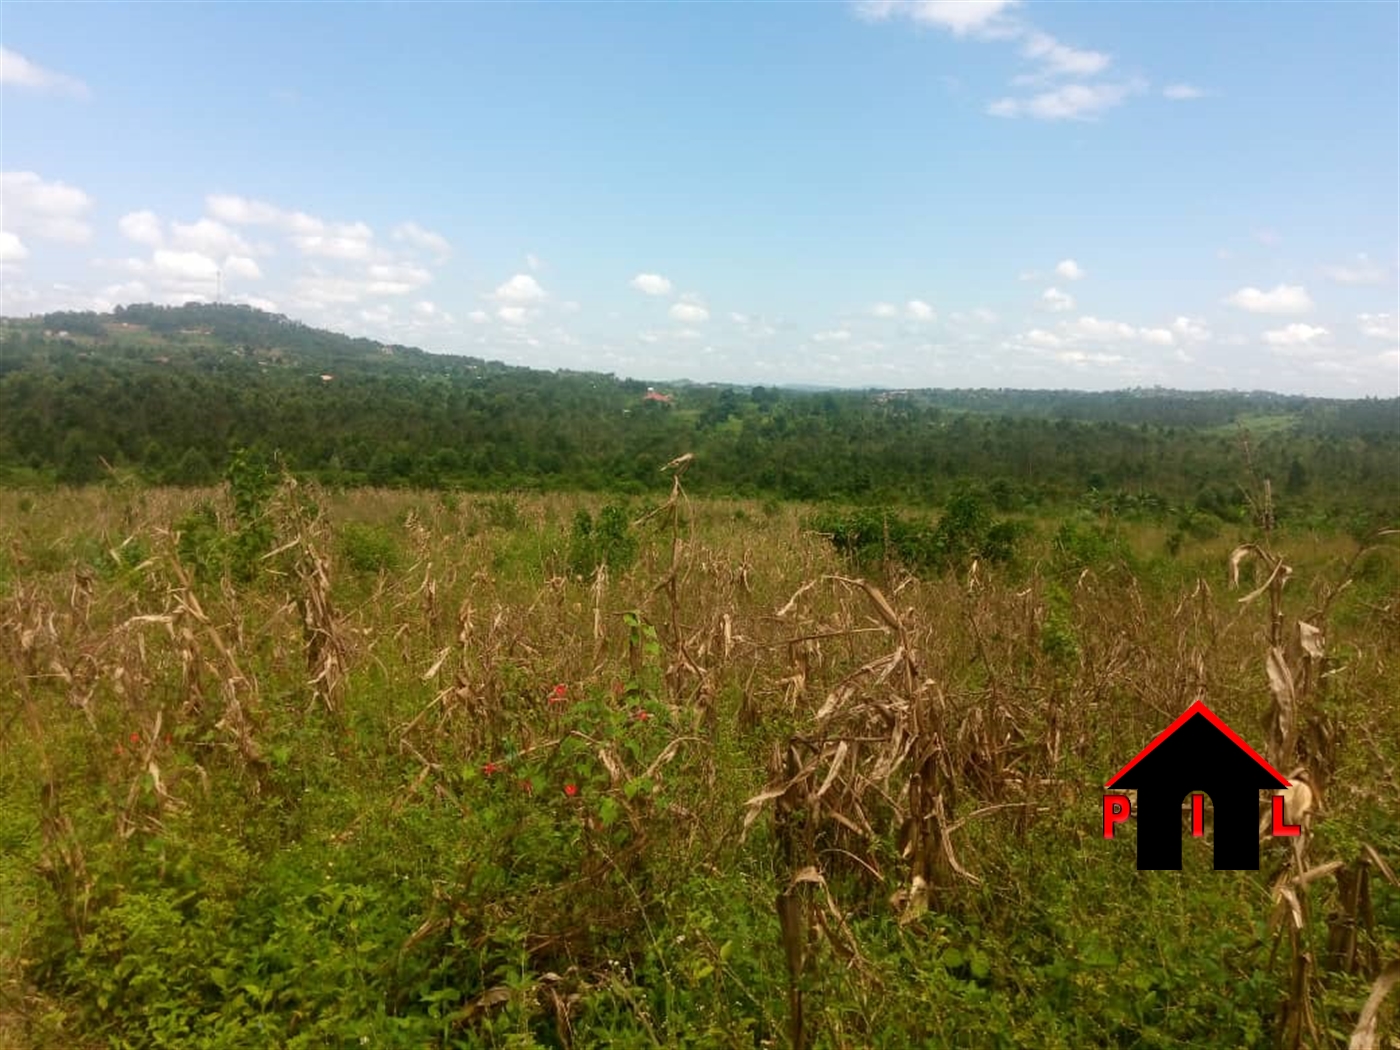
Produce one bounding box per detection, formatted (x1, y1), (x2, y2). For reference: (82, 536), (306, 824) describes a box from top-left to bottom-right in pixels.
(1105, 699), (1290, 789)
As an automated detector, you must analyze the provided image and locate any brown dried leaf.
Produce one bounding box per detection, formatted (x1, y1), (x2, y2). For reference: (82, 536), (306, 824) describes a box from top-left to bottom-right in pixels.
(1298, 621), (1325, 660)
(1349, 960), (1400, 1050)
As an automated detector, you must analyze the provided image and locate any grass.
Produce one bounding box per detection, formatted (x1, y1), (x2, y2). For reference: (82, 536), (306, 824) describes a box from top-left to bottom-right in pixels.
(0, 478), (1396, 1049)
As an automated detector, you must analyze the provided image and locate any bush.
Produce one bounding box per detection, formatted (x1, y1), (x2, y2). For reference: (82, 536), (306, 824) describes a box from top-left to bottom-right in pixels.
(812, 491), (1023, 577)
(567, 503), (638, 578)
(338, 523), (401, 575)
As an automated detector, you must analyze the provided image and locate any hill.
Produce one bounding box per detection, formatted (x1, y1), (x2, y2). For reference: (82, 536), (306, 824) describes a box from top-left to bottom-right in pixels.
(1, 303), (1396, 515)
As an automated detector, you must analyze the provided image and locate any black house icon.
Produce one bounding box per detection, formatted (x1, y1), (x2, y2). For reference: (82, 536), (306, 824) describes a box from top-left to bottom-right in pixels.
(1106, 700), (1291, 870)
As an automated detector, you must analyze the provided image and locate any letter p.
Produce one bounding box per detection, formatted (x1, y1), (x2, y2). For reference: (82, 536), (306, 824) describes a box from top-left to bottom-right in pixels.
(1103, 794), (1131, 838)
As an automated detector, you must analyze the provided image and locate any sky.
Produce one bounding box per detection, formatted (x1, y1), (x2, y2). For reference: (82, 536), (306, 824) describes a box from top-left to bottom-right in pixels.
(1, 1), (1397, 396)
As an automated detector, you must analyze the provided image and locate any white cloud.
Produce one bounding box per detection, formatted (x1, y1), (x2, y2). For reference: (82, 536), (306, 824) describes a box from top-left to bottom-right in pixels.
(206, 195), (376, 259)
(1067, 316), (1138, 341)
(153, 249), (220, 283)
(206, 194), (291, 227)
(1262, 324), (1330, 347)
(1323, 254), (1389, 287)
(972, 307), (999, 323)
(813, 328), (852, 342)
(1055, 258), (1085, 281)
(669, 302), (710, 323)
(526, 253), (542, 272)
(1022, 32), (1110, 77)
(1225, 284), (1314, 315)
(0, 230), (28, 264)
(906, 299), (936, 321)
(118, 210), (164, 247)
(988, 79), (1146, 121)
(729, 311), (749, 324)
(367, 262), (432, 293)
(1163, 83), (1206, 100)
(222, 255), (262, 281)
(1139, 328), (1175, 346)
(0, 171), (94, 243)
(232, 295), (280, 313)
(1025, 328), (1062, 349)
(171, 218), (254, 258)
(1358, 313), (1397, 341)
(492, 273), (546, 303)
(1254, 228), (1282, 247)
(414, 300), (438, 317)
(852, 0), (1021, 37)
(497, 305), (529, 325)
(1056, 350), (1123, 366)
(293, 227), (375, 261)
(468, 309), (490, 324)
(391, 221), (452, 260)
(630, 272), (673, 296)
(1041, 287), (1075, 312)
(0, 47), (89, 98)
(870, 302), (899, 318)
(1171, 316), (1211, 342)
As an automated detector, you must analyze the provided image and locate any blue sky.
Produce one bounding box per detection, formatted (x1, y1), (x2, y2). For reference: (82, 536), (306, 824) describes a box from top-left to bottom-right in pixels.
(2, 1), (1396, 395)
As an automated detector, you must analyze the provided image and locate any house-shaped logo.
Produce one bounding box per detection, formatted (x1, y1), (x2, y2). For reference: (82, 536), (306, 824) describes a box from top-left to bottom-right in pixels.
(1103, 700), (1299, 870)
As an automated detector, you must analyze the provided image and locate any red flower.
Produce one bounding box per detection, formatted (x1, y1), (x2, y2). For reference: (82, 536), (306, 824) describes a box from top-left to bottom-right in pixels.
(483, 762), (500, 776)
(549, 683), (568, 704)
(564, 783), (579, 797)
(634, 709), (650, 722)
(130, 732), (140, 745)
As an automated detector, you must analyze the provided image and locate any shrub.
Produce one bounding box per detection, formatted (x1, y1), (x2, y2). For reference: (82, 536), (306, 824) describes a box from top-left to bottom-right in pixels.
(338, 523), (401, 575)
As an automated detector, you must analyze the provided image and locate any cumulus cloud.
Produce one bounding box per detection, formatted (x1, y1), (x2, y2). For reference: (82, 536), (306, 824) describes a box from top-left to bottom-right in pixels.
(0, 47), (89, 97)
(1055, 258), (1085, 281)
(150, 250), (221, 288)
(222, 255), (263, 281)
(1323, 254), (1389, 287)
(669, 302), (710, 323)
(852, 0), (1021, 37)
(468, 309), (490, 324)
(813, 328), (852, 343)
(988, 79), (1146, 121)
(1358, 313), (1397, 341)
(206, 194), (375, 258)
(492, 273), (546, 303)
(906, 299), (936, 321)
(170, 218), (255, 258)
(1262, 323), (1330, 347)
(0, 171), (94, 243)
(870, 302), (899, 318)
(1021, 32), (1110, 78)
(0, 230), (28, 264)
(1171, 316), (1211, 342)
(391, 221), (452, 260)
(1041, 287), (1075, 312)
(497, 305), (529, 325)
(630, 273), (673, 296)
(1225, 284), (1314, 315)
(118, 210), (164, 247)
(1163, 83), (1206, 100)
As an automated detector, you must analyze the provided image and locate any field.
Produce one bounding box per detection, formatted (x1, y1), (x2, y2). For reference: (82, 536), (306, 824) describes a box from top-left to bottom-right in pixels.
(1, 469), (1398, 1049)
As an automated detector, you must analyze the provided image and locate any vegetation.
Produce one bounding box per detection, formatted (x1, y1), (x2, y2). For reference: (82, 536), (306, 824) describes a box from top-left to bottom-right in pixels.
(1, 305), (1396, 521)
(1, 452), (1397, 1047)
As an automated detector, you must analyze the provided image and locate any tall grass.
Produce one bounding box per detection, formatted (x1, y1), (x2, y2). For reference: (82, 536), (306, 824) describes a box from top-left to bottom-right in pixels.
(0, 473), (1396, 1048)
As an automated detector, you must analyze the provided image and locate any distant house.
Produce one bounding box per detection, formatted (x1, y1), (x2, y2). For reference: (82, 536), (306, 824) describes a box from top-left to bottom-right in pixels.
(320, 374), (335, 383)
(643, 389), (674, 405)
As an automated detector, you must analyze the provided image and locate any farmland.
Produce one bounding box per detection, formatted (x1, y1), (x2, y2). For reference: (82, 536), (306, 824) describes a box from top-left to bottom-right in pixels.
(2, 460), (1397, 1047)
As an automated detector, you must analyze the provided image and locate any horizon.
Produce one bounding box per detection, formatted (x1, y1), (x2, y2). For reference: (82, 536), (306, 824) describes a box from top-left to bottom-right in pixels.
(5, 298), (1396, 404)
(2, 2), (1397, 397)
